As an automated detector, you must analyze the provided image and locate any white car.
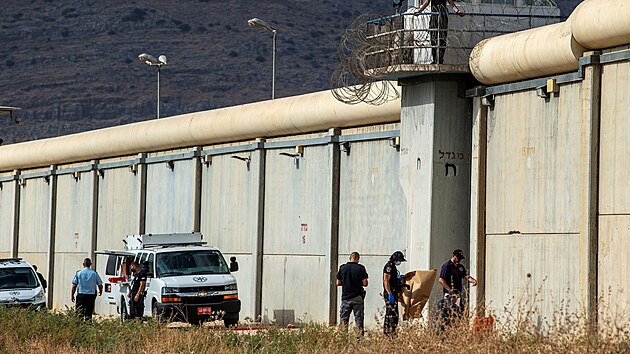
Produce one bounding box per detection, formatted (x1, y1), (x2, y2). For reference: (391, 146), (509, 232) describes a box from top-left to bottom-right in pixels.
(97, 233), (240, 326)
(0, 258), (47, 310)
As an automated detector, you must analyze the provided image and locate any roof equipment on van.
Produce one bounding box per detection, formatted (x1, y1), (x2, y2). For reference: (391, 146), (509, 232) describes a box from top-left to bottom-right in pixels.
(0, 258), (23, 264)
(124, 232), (207, 250)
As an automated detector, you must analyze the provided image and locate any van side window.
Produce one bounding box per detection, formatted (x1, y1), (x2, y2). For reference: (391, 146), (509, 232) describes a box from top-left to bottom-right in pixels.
(105, 255), (117, 276)
(146, 254), (154, 277)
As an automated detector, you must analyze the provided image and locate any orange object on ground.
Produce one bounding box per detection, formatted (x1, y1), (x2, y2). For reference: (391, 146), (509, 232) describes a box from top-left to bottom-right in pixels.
(472, 314), (494, 334)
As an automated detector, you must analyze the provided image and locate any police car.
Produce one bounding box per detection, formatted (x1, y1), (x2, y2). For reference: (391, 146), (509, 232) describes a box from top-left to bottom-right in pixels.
(96, 233), (240, 326)
(0, 258), (47, 310)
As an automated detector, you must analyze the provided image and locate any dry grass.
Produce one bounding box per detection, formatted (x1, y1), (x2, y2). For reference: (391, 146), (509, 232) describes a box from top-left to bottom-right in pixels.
(0, 307), (628, 354)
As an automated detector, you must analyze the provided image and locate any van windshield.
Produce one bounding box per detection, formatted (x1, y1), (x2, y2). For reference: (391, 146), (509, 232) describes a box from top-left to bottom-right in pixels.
(0, 267), (40, 290)
(156, 250), (229, 277)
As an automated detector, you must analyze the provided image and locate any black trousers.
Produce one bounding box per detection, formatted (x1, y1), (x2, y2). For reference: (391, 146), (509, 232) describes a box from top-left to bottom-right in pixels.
(383, 299), (399, 336)
(76, 293), (97, 320)
(430, 13), (448, 64)
(129, 294), (145, 319)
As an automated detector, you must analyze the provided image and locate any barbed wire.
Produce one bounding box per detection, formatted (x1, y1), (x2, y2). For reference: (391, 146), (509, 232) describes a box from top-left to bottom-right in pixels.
(331, 5), (560, 105)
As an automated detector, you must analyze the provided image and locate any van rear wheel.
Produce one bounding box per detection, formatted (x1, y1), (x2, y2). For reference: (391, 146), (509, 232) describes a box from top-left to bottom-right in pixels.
(120, 300), (129, 323)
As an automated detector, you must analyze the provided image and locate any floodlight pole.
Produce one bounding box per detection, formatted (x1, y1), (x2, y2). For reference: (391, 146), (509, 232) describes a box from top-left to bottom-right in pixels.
(272, 30), (277, 100)
(157, 65), (161, 119)
(248, 18), (277, 100)
(138, 53), (167, 119)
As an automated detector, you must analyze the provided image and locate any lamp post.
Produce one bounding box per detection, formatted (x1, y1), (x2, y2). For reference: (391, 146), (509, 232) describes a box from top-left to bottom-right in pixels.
(138, 53), (167, 119)
(247, 18), (277, 100)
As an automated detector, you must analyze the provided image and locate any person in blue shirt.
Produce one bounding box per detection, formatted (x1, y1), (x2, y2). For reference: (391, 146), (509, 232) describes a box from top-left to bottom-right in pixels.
(71, 258), (103, 320)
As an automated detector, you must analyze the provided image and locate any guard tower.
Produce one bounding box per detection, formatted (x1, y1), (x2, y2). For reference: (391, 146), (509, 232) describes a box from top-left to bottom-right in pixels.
(332, 0), (562, 287)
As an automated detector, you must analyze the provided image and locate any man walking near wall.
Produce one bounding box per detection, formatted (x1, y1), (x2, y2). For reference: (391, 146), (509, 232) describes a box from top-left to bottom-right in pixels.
(71, 258), (103, 320)
(336, 251), (369, 335)
(438, 249), (476, 308)
(383, 251), (406, 336)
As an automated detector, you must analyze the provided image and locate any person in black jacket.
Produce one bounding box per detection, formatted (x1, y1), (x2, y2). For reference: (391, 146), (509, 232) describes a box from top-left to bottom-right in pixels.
(128, 261), (147, 320)
(336, 252), (369, 335)
(383, 250), (406, 337)
(33, 265), (47, 291)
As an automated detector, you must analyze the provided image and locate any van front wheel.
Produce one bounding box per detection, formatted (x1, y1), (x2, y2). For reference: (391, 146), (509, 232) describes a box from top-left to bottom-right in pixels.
(152, 301), (164, 323)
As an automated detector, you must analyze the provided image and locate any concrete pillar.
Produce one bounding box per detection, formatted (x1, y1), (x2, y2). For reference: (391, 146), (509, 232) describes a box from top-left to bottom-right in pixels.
(578, 51), (601, 331)
(193, 148), (202, 233)
(46, 165), (58, 308)
(327, 128), (341, 325)
(253, 138), (266, 320)
(10, 170), (20, 257)
(468, 94), (488, 315)
(89, 161), (99, 265)
(399, 75), (472, 300)
(137, 154), (147, 235)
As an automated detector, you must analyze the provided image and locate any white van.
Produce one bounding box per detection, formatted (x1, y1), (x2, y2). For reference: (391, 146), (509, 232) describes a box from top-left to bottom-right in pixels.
(96, 233), (240, 326)
(0, 258), (47, 309)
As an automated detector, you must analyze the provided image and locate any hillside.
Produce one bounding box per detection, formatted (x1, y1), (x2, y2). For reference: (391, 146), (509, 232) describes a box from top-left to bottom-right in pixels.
(0, 0), (581, 145)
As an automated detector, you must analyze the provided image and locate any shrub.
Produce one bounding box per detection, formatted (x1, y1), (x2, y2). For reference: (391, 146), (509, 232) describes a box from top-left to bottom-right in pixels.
(0, 307), (628, 353)
(178, 23), (191, 33)
(122, 8), (147, 22)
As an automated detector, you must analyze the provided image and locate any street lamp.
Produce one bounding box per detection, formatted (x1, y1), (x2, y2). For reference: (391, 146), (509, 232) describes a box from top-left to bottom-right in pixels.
(138, 53), (167, 119)
(247, 18), (277, 100)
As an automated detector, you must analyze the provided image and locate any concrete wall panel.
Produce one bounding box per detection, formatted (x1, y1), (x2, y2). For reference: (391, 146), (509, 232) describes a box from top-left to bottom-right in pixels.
(338, 140), (405, 255)
(0, 182), (16, 254)
(200, 152), (262, 320)
(18, 178), (51, 278)
(53, 173), (95, 310)
(486, 84), (583, 235)
(262, 145), (332, 323)
(598, 215), (630, 324)
(145, 159), (195, 234)
(201, 153), (260, 253)
(261, 255), (328, 323)
(485, 233), (580, 328)
(95, 166), (141, 316)
(263, 145), (331, 255)
(599, 61), (630, 215)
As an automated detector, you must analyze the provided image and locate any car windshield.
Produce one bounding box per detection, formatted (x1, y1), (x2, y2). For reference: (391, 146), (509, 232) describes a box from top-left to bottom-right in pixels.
(156, 250), (229, 277)
(0, 267), (39, 290)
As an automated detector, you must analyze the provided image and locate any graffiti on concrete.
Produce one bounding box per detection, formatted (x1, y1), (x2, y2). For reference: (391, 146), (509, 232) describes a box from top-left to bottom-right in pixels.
(445, 163), (457, 176)
(439, 150), (464, 160)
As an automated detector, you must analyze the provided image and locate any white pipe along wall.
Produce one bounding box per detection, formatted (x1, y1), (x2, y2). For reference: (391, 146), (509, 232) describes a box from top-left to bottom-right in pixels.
(0, 86), (400, 171)
(469, 0), (630, 85)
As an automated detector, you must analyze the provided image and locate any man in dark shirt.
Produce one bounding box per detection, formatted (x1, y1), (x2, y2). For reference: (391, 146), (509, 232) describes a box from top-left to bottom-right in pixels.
(33, 265), (47, 291)
(336, 251), (369, 335)
(128, 261), (147, 320)
(382, 250), (406, 337)
(439, 249), (477, 307)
